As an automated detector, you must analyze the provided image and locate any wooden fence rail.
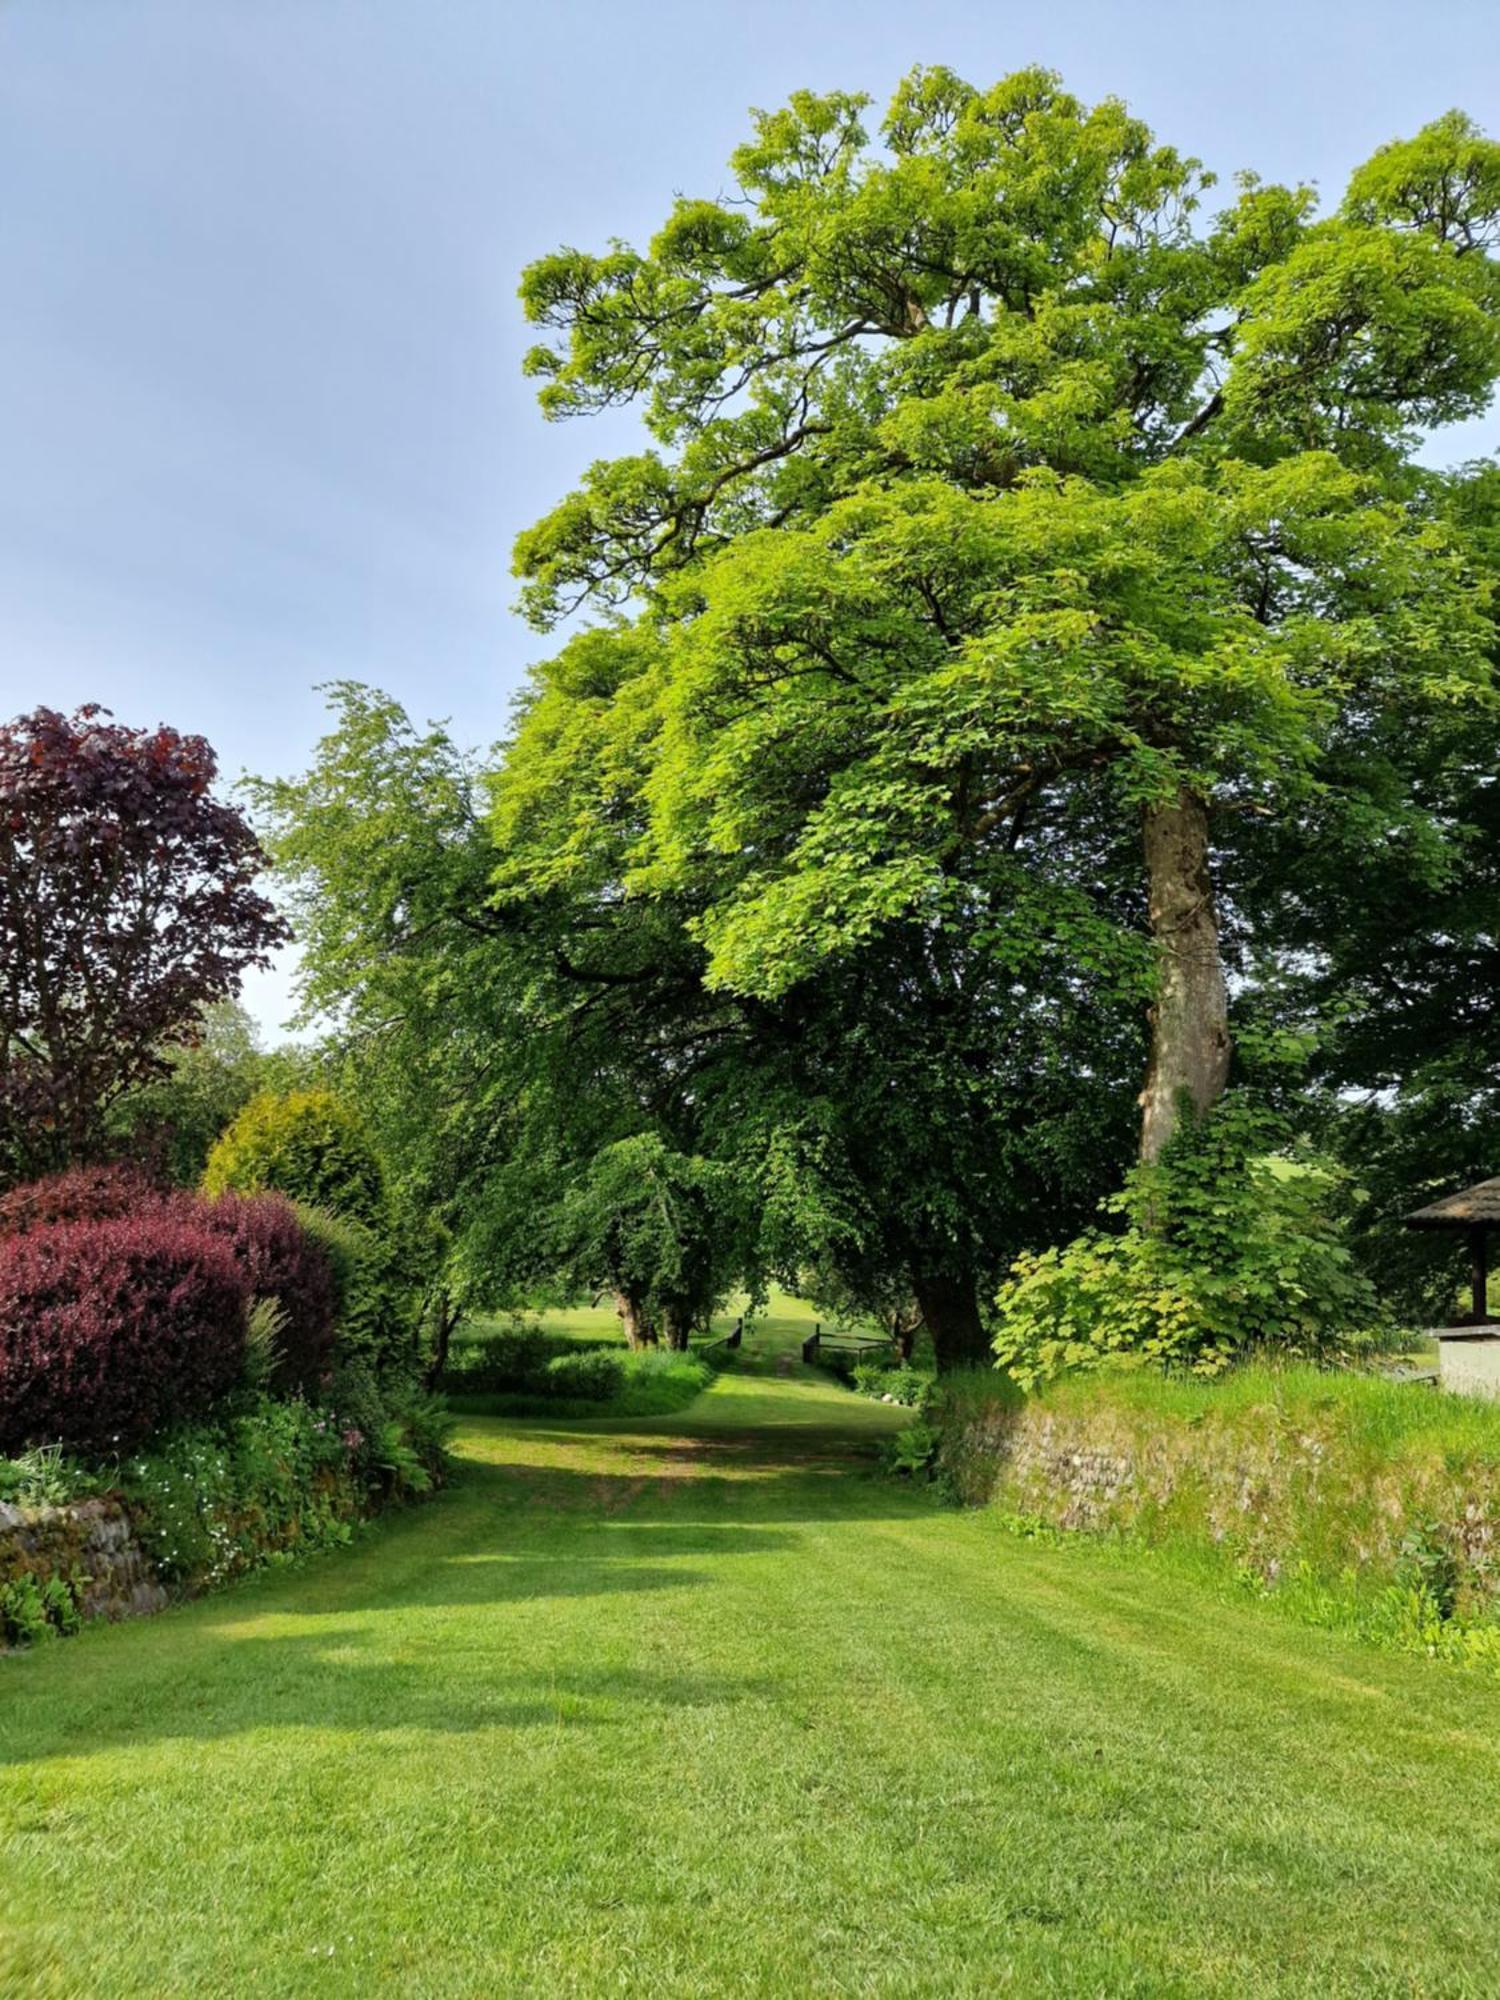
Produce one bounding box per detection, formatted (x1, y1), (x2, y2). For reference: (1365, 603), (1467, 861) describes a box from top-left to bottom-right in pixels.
(701, 1317), (744, 1357)
(803, 1324), (899, 1367)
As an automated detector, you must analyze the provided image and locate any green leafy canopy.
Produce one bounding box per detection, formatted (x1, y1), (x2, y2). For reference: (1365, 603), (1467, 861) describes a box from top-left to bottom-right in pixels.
(500, 69), (1499, 1005)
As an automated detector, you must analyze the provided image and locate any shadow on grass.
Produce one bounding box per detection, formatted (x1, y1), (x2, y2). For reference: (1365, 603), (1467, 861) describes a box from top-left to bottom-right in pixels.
(0, 1464), (909, 1767)
(0, 1502), (802, 1765)
(0, 1636), (783, 1766)
(452, 1441), (917, 1529)
(0, 1387), (924, 1770)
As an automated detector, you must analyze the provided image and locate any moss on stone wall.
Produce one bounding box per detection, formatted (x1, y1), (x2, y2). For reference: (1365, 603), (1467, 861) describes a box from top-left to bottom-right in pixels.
(933, 1366), (1500, 1644)
(0, 1498), (168, 1644)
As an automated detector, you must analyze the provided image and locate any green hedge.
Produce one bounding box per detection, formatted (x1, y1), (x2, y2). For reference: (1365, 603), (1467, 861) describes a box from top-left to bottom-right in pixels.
(296, 1204), (421, 1381)
(439, 1322), (584, 1395)
(445, 1340), (714, 1419)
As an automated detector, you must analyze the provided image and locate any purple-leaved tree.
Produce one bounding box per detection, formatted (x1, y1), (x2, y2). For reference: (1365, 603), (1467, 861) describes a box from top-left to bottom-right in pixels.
(0, 706), (288, 1183)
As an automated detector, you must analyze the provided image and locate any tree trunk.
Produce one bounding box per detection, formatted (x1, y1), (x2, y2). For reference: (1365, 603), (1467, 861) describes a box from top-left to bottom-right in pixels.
(1139, 788), (1230, 1166)
(662, 1307), (692, 1352)
(422, 1287), (463, 1390)
(612, 1288), (656, 1350)
(911, 1267), (988, 1373)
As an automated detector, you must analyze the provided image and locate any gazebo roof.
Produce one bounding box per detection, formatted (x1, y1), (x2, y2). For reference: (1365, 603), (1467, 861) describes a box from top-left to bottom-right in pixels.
(1405, 1177), (1500, 1231)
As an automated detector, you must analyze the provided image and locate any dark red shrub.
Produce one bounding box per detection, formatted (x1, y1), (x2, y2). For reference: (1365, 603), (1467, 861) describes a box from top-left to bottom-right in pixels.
(0, 1173), (337, 1405)
(0, 1162), (165, 1237)
(0, 1213), (249, 1455)
(191, 1192), (337, 1393)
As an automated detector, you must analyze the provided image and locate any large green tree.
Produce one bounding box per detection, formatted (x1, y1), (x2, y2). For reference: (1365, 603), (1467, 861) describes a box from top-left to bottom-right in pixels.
(492, 580), (1153, 1364)
(264, 686), (1131, 1367)
(1237, 458), (1500, 1317)
(251, 687), (768, 1346)
(247, 688), (536, 1346)
(551, 1133), (751, 1349)
(509, 73), (1500, 1165)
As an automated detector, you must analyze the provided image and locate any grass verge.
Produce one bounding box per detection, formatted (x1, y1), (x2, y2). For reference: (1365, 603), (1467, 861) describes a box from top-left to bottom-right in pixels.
(934, 1361), (1500, 1670)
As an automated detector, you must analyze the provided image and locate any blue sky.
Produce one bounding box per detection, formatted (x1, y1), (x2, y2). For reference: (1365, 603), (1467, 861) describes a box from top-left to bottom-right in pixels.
(1, 0), (1495, 1032)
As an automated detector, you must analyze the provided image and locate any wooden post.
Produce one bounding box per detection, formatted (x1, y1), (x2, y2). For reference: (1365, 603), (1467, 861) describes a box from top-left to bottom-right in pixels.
(1472, 1226), (1490, 1324)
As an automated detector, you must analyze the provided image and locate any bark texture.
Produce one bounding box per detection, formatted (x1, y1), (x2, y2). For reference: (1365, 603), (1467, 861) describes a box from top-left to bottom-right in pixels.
(1139, 788), (1231, 1165)
(612, 1288), (656, 1349)
(912, 1267), (989, 1372)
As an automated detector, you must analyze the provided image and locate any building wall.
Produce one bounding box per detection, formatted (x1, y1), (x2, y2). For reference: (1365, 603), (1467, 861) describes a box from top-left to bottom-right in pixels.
(1438, 1332), (1500, 1402)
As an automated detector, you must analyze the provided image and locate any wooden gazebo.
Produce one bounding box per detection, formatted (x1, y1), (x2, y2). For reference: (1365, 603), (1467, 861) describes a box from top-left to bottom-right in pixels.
(1405, 1176), (1500, 1328)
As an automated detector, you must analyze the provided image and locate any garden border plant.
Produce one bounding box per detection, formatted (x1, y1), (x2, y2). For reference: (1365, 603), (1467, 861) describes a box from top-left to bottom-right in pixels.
(0, 1150), (455, 1650)
(1, 1381), (454, 1649)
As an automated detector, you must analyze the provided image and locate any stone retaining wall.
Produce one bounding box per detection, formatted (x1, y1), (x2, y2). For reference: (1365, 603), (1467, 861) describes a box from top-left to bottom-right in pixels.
(1, 1496), (169, 1639)
(1004, 1417), (1137, 1530)
(931, 1374), (1500, 1621)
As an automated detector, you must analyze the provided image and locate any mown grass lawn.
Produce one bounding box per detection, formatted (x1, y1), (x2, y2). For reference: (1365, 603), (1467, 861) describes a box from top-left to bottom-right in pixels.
(6, 1328), (1500, 1996)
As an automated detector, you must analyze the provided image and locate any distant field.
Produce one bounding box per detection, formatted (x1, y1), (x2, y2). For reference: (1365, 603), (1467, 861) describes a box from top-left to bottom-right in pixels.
(451, 1286), (835, 1356)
